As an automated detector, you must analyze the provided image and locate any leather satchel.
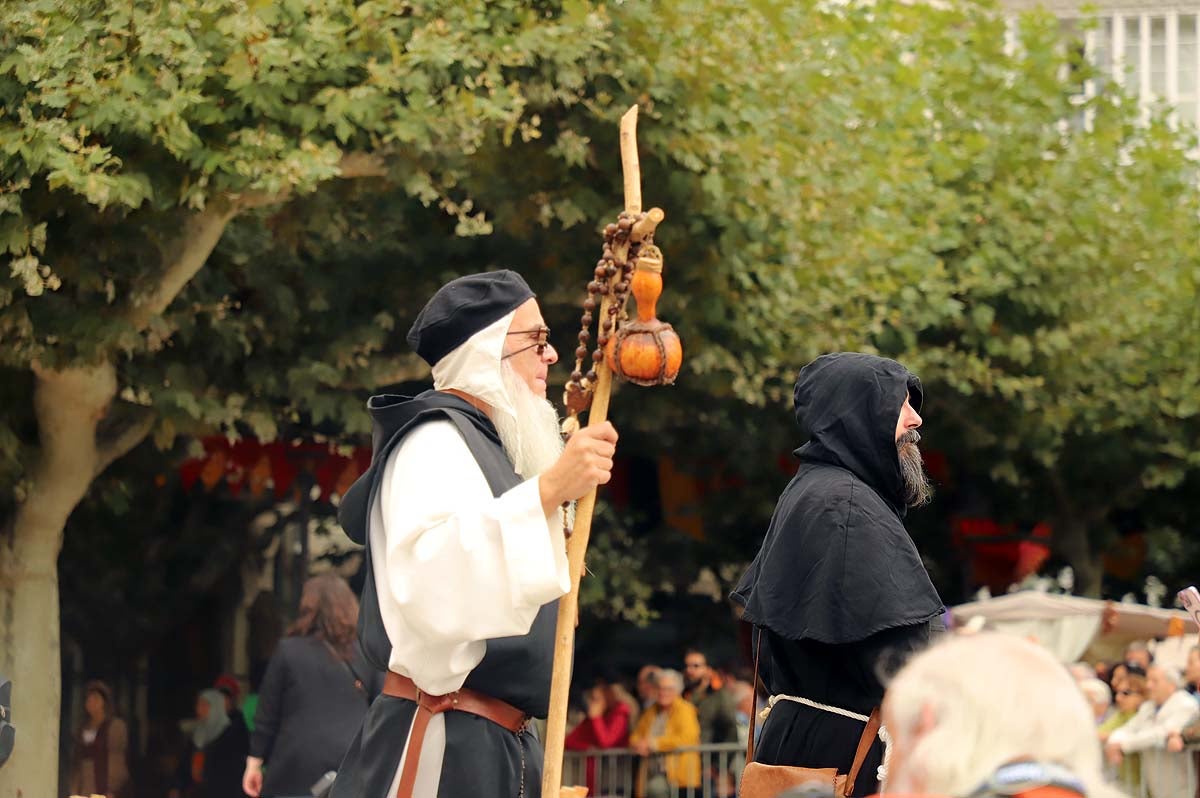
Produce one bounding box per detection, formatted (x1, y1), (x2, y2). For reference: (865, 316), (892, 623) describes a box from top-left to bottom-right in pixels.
(739, 628), (881, 798)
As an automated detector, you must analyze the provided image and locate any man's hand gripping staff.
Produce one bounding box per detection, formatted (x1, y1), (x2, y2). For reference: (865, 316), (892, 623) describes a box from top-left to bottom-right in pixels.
(539, 423), (618, 516)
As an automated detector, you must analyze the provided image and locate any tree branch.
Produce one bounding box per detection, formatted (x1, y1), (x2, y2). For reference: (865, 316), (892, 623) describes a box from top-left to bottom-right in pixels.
(347, 354), (428, 390)
(233, 152), (389, 210)
(128, 204), (239, 332)
(94, 408), (156, 477)
(338, 152), (388, 179)
(128, 153), (390, 332)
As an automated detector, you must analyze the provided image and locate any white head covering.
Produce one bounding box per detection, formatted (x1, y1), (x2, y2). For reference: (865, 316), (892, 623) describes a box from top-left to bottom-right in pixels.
(192, 688), (230, 748)
(431, 310), (518, 426)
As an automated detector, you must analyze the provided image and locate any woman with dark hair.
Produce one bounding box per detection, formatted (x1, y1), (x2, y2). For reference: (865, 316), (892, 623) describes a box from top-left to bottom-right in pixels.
(68, 680), (130, 798)
(243, 573), (380, 798)
(1098, 667), (1148, 789)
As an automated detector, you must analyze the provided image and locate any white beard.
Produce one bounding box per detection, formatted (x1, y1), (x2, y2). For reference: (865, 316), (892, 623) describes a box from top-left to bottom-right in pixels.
(495, 362), (566, 480)
(494, 362), (575, 530)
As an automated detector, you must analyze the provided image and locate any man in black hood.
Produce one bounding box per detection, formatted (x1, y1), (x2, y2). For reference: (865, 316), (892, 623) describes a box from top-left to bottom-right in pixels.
(731, 352), (944, 796)
(329, 270), (618, 798)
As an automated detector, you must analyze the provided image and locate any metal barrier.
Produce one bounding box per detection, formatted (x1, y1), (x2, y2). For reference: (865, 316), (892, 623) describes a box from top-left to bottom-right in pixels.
(1111, 746), (1200, 798)
(564, 743), (744, 798)
(567, 743), (1200, 798)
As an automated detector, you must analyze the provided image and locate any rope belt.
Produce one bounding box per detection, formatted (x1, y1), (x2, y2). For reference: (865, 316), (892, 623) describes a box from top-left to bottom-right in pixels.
(765, 694), (894, 788)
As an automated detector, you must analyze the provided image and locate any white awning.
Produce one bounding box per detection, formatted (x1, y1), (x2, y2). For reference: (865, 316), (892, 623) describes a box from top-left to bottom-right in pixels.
(950, 591), (1197, 664)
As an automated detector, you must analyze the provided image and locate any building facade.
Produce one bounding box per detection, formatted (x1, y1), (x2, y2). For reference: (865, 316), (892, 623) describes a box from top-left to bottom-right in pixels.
(1003, 0), (1200, 128)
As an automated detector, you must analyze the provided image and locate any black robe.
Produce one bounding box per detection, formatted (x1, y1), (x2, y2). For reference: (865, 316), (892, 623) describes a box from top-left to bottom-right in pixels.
(731, 353), (944, 796)
(332, 391), (557, 798)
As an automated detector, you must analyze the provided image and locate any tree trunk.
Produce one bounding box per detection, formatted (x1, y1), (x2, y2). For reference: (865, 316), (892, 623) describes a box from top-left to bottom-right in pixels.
(0, 181), (370, 797)
(0, 364), (150, 798)
(1053, 512), (1103, 597)
(1048, 471), (1107, 598)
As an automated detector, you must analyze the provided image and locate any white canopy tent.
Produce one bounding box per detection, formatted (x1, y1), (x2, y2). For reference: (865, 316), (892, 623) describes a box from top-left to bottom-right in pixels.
(950, 591), (1198, 667)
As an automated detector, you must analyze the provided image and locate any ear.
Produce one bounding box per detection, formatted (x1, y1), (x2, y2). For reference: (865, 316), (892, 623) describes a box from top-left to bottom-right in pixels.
(917, 702), (937, 736)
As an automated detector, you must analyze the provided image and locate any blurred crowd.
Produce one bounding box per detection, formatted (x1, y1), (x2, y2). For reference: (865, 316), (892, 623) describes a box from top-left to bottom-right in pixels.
(1072, 640), (1200, 797)
(560, 650), (758, 798)
(64, 583), (1200, 798)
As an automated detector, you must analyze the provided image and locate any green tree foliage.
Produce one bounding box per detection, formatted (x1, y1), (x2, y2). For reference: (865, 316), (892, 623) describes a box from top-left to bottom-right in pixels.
(0, 3), (625, 794)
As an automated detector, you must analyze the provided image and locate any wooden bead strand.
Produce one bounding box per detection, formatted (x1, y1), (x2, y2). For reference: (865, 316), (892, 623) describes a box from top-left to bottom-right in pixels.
(562, 210), (653, 423)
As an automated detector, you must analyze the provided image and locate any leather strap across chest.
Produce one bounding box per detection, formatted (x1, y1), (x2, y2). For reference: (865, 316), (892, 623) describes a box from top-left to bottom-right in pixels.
(383, 671), (527, 798)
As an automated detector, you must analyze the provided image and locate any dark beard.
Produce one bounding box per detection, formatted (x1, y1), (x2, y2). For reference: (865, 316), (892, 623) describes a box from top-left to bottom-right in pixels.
(897, 430), (933, 508)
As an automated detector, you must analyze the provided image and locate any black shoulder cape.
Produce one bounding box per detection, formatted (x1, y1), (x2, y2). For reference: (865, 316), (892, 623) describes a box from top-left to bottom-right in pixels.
(731, 353), (943, 644)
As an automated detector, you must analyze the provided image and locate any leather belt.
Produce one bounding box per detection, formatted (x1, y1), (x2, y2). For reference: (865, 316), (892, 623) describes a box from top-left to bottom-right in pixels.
(383, 671), (528, 798)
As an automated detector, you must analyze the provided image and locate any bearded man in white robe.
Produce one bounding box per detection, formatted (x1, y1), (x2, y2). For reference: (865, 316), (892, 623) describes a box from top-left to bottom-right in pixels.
(326, 270), (618, 798)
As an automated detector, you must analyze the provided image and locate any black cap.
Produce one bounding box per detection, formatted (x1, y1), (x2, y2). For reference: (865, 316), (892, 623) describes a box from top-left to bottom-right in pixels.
(406, 270), (535, 366)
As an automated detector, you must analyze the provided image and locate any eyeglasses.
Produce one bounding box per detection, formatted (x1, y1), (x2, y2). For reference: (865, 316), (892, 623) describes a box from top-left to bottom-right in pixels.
(502, 326), (551, 359)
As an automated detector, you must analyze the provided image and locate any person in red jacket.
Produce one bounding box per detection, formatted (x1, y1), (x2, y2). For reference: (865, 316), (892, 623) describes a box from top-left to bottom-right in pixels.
(565, 676), (639, 794)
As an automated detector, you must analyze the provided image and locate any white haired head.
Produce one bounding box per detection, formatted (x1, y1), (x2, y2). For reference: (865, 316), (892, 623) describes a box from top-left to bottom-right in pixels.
(656, 668), (685, 693)
(883, 633), (1123, 798)
(1067, 662), (1094, 683)
(654, 668), (685, 711)
(1152, 663), (1184, 688)
(1077, 678), (1112, 722)
(1146, 663), (1186, 706)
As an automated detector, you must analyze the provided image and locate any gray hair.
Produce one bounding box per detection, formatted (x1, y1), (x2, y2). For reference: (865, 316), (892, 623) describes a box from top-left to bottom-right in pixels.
(1068, 663), (1094, 682)
(1078, 678), (1112, 708)
(657, 668), (685, 692)
(885, 633), (1125, 798)
(1152, 664), (1185, 688)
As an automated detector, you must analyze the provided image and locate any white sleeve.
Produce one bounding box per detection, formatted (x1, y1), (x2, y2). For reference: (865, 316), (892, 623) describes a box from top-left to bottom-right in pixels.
(369, 419), (570, 696)
(1111, 704), (1155, 751)
(1160, 693), (1200, 732)
(1114, 695), (1200, 752)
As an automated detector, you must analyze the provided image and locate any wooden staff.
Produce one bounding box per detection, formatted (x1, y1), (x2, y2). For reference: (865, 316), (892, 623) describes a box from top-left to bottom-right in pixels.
(542, 104), (644, 798)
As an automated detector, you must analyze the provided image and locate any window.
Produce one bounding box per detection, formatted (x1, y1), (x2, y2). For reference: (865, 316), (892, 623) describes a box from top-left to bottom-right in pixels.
(1180, 15), (1198, 127)
(1124, 17), (1142, 88)
(1149, 17), (1167, 96)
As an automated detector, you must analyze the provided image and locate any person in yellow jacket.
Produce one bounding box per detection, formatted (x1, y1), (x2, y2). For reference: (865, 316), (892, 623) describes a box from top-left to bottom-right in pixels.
(630, 669), (702, 798)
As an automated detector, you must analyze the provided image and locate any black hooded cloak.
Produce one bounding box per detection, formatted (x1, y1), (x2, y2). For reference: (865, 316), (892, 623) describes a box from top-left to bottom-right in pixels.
(731, 352), (944, 796)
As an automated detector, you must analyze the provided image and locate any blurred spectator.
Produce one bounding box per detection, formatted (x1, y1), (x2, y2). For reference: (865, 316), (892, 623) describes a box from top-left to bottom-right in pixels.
(67, 679), (130, 798)
(684, 649), (739, 798)
(1068, 663), (1093, 683)
(730, 681), (755, 747)
(1100, 670), (1148, 740)
(883, 633), (1123, 798)
(1078, 678), (1112, 723)
(1109, 662), (1129, 691)
(214, 673), (250, 745)
(1099, 669), (1148, 788)
(638, 665), (662, 710)
(172, 688), (250, 798)
(243, 573), (379, 798)
(1125, 641), (1153, 671)
(565, 675), (638, 795)
(1107, 664), (1198, 798)
(631, 669), (701, 798)
(1094, 660), (1111, 685)
(1184, 645), (1200, 697)
(683, 649), (738, 745)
